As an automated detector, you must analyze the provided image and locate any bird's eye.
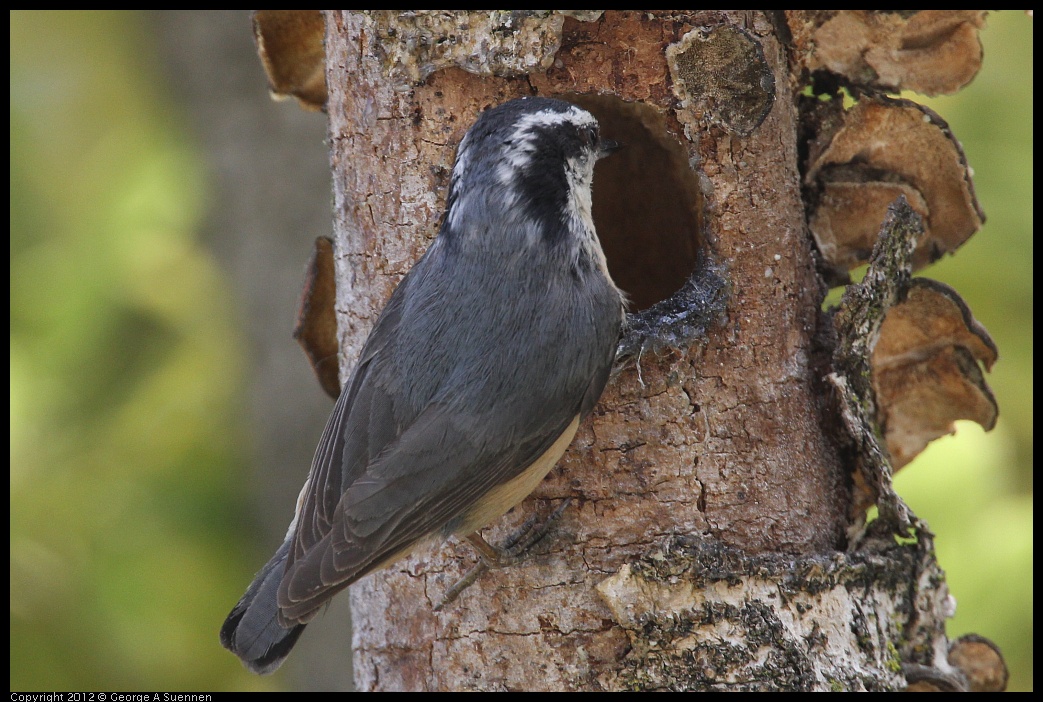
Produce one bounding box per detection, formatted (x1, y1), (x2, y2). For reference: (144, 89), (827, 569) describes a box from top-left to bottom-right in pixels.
(583, 125), (598, 146)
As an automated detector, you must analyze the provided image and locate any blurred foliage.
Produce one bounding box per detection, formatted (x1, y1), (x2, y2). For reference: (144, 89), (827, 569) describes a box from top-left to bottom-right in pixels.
(10, 11), (268, 691)
(8, 10), (1031, 693)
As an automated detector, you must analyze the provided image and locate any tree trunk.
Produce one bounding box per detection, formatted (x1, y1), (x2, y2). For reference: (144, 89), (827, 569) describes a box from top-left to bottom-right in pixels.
(320, 10), (995, 692)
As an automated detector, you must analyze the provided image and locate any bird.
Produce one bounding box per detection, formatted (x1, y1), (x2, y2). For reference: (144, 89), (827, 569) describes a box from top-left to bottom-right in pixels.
(220, 96), (625, 674)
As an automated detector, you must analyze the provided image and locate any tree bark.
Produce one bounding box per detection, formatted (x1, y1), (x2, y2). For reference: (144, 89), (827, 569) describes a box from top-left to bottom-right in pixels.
(325, 10), (971, 692)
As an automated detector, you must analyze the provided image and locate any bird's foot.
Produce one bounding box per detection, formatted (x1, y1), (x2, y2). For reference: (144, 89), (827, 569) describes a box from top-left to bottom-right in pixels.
(434, 498), (572, 611)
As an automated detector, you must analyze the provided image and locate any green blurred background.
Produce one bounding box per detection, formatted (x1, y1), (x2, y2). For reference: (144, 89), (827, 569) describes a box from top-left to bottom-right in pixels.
(10, 11), (1032, 692)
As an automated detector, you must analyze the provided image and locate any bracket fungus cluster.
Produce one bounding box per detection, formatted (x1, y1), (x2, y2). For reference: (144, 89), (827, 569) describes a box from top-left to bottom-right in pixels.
(872, 278), (998, 470)
(789, 11), (987, 97)
(790, 11), (1006, 688)
(789, 11), (998, 484)
(804, 96), (984, 276)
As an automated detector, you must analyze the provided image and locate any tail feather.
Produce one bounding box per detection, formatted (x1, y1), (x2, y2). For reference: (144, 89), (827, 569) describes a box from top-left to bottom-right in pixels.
(220, 540), (306, 675)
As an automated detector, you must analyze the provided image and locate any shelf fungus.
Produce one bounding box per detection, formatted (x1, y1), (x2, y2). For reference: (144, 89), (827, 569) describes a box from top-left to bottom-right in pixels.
(788, 11), (986, 97)
(252, 10), (328, 110)
(872, 278), (998, 469)
(804, 95), (984, 280)
(293, 236), (341, 399)
(946, 634), (1010, 693)
(902, 633), (1009, 692)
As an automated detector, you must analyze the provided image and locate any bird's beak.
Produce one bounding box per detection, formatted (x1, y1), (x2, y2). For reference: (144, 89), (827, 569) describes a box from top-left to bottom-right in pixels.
(597, 138), (622, 159)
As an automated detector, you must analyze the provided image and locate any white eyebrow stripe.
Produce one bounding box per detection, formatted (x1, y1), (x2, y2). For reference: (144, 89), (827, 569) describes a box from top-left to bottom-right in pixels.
(511, 107), (597, 138)
(504, 107), (597, 171)
(447, 104), (599, 230)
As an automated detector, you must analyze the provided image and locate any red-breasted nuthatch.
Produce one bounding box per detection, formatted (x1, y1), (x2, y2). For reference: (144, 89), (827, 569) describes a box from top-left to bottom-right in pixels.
(221, 96), (625, 674)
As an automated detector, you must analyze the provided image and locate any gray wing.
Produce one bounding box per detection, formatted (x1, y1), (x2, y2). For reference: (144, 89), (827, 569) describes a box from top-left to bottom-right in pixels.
(218, 285), (411, 672)
(273, 281), (613, 621)
(283, 275), (410, 575)
(277, 398), (581, 623)
(275, 242), (620, 625)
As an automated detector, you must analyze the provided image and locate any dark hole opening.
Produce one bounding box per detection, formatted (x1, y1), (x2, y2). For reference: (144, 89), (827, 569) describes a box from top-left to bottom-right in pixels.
(564, 94), (703, 312)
